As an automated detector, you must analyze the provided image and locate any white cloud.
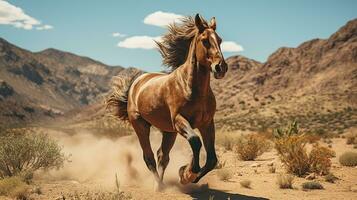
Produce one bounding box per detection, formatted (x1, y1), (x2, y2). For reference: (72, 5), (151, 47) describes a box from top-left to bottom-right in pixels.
(117, 35), (162, 49)
(221, 41), (244, 52)
(0, 0), (52, 30)
(36, 24), (53, 30)
(143, 11), (183, 27)
(112, 32), (126, 37)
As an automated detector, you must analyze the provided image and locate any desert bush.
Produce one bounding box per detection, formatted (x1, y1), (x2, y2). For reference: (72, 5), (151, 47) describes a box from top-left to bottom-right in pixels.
(216, 168), (232, 181)
(235, 134), (270, 161)
(302, 181), (324, 190)
(324, 173), (338, 183)
(339, 152), (357, 167)
(276, 174), (294, 189)
(274, 122), (310, 176)
(274, 121), (335, 176)
(0, 176), (29, 199)
(0, 128), (66, 178)
(240, 180), (251, 188)
(309, 145), (335, 175)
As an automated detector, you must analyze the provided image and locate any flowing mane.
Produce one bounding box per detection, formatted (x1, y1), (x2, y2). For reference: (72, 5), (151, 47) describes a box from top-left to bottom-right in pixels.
(156, 16), (208, 72)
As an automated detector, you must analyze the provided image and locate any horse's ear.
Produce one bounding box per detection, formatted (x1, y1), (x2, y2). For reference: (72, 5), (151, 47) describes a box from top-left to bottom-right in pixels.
(195, 14), (205, 33)
(210, 17), (216, 30)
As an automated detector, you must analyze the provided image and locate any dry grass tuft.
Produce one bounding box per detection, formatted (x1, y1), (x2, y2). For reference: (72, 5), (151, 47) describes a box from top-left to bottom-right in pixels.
(276, 174), (294, 189)
(240, 180), (251, 188)
(339, 151), (357, 167)
(235, 134), (270, 161)
(217, 168), (233, 181)
(216, 132), (239, 151)
(0, 176), (29, 199)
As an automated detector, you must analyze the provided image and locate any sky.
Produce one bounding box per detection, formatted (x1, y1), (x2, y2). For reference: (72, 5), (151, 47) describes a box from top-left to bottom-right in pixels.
(0, 0), (356, 72)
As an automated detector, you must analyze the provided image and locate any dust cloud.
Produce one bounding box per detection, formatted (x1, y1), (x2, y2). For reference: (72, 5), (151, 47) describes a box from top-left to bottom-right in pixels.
(36, 128), (208, 192)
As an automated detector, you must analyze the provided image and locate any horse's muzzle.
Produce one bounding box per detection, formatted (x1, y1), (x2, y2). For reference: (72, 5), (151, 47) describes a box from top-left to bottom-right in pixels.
(212, 61), (227, 79)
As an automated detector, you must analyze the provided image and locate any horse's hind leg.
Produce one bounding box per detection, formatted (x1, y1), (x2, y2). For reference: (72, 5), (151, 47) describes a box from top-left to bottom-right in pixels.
(130, 117), (161, 191)
(157, 132), (177, 183)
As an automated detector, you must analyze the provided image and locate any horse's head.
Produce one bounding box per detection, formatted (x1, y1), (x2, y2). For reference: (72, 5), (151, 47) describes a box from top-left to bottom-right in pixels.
(194, 14), (227, 79)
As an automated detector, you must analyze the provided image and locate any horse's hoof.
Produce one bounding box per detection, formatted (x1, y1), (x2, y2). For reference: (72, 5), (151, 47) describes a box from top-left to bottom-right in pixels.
(179, 165), (198, 185)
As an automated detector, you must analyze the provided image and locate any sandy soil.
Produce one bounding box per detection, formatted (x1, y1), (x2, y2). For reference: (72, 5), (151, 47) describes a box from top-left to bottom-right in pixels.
(2, 128), (357, 200)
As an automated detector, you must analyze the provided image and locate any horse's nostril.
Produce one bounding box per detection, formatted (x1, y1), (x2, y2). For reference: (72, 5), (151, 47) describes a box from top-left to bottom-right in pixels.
(215, 64), (222, 73)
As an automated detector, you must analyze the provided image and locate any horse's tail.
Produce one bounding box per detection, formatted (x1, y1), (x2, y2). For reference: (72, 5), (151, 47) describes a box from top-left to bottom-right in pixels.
(106, 69), (143, 122)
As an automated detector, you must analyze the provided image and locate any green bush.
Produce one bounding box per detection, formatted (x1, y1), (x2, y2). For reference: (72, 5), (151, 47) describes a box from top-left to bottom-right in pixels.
(0, 128), (66, 178)
(339, 152), (357, 167)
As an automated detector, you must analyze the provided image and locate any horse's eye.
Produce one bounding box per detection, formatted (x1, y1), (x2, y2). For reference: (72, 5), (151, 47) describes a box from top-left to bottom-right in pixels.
(202, 39), (210, 47)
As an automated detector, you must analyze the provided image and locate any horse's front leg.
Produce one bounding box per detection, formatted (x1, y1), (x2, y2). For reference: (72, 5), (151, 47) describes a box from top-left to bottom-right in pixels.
(174, 114), (202, 184)
(193, 120), (217, 183)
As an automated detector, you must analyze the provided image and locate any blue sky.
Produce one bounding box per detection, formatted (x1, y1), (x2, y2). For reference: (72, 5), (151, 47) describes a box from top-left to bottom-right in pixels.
(0, 0), (356, 72)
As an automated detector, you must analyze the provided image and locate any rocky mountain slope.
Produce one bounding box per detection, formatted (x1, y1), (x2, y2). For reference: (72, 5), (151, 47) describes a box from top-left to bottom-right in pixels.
(212, 19), (357, 133)
(0, 38), (124, 126)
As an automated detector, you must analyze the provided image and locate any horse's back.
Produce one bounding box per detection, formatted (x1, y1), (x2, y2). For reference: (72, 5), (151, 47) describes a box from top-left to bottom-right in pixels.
(127, 72), (175, 131)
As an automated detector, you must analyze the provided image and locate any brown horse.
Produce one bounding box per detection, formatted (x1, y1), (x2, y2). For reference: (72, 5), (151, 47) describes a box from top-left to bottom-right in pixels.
(107, 14), (227, 190)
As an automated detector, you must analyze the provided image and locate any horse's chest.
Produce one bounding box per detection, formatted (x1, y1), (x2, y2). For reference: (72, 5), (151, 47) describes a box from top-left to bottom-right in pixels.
(183, 100), (213, 128)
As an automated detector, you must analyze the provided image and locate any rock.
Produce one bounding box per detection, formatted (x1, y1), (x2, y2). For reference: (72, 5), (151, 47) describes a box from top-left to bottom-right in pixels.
(250, 163), (261, 167)
(306, 173), (316, 180)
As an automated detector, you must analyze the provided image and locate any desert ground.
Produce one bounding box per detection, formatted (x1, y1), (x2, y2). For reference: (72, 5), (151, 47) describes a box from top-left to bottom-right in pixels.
(1, 125), (355, 200)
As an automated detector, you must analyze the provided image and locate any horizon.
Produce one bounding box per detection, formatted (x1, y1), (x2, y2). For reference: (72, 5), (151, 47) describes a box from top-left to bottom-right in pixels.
(1, 0), (357, 71)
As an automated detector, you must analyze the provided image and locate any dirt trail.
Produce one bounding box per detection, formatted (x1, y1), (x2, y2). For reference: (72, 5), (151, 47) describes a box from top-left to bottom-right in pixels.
(28, 128), (357, 200)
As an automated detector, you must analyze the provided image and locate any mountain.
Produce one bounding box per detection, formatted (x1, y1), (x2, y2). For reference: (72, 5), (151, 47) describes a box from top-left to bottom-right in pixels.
(213, 19), (357, 134)
(0, 38), (124, 126)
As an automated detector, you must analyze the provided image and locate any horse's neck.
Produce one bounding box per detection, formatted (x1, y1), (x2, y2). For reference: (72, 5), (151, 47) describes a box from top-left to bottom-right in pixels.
(176, 36), (211, 99)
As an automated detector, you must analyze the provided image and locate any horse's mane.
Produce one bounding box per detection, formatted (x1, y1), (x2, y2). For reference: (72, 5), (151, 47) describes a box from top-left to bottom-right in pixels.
(156, 16), (208, 72)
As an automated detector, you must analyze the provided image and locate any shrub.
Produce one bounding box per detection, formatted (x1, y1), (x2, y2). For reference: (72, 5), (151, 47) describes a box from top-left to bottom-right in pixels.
(274, 122), (310, 176)
(240, 180), (251, 188)
(325, 173), (338, 183)
(302, 181), (324, 190)
(339, 152), (357, 167)
(274, 121), (334, 177)
(276, 174), (294, 189)
(309, 145), (335, 175)
(217, 168), (232, 181)
(235, 134), (270, 161)
(0, 176), (29, 198)
(0, 128), (66, 178)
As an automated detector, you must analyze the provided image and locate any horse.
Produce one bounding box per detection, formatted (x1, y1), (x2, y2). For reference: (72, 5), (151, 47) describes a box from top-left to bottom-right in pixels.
(106, 14), (228, 191)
